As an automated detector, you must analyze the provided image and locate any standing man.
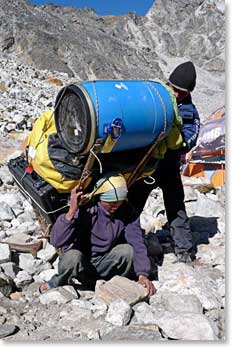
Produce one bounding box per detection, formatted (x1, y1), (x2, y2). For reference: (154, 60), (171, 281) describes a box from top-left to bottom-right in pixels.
(128, 61), (200, 263)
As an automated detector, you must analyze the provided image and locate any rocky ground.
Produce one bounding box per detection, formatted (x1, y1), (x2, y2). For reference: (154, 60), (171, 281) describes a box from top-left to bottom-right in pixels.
(0, 55), (226, 341)
(0, 0), (226, 341)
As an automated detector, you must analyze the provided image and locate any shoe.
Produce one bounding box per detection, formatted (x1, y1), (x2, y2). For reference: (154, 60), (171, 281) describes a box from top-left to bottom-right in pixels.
(175, 251), (196, 264)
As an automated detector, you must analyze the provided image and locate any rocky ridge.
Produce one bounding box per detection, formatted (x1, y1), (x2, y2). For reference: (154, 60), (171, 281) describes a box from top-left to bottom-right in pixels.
(0, 0), (226, 342)
(0, 0), (225, 120)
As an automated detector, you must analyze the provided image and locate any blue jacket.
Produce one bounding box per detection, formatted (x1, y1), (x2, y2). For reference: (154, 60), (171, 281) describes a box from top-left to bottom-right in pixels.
(178, 94), (200, 153)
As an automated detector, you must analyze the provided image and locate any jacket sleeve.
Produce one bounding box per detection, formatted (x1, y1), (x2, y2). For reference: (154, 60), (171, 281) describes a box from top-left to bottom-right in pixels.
(124, 217), (151, 277)
(178, 103), (200, 153)
(50, 211), (80, 249)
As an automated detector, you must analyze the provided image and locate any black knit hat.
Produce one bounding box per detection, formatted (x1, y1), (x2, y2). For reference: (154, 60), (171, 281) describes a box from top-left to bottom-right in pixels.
(168, 61), (196, 92)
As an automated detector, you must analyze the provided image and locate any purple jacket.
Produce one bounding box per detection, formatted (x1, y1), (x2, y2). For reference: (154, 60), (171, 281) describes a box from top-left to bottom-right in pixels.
(50, 202), (151, 277)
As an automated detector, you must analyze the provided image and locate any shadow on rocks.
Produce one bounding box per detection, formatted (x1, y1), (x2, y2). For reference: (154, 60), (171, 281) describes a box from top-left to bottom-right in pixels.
(189, 216), (219, 246)
(145, 232), (165, 281)
(146, 216), (219, 278)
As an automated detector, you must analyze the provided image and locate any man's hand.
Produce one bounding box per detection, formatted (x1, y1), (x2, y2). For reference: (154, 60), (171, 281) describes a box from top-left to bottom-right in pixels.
(138, 275), (156, 297)
(66, 185), (84, 221)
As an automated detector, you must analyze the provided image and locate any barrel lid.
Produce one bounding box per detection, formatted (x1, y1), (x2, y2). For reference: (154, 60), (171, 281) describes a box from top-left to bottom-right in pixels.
(54, 84), (96, 154)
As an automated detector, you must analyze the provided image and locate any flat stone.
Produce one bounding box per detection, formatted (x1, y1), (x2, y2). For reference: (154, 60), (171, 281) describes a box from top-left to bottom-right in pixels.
(39, 285), (79, 305)
(164, 294), (203, 314)
(59, 307), (93, 324)
(0, 203), (14, 221)
(152, 311), (217, 340)
(101, 324), (162, 341)
(105, 299), (132, 327)
(94, 276), (148, 305)
(153, 261), (223, 311)
(3, 233), (31, 244)
(149, 292), (203, 314)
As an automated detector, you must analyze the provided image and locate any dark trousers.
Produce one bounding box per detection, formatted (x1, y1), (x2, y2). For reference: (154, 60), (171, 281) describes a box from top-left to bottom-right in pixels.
(48, 244), (134, 289)
(128, 150), (193, 254)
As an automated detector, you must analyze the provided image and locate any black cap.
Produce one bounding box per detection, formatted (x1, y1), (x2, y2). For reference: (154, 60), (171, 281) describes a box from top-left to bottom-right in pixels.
(168, 61), (196, 92)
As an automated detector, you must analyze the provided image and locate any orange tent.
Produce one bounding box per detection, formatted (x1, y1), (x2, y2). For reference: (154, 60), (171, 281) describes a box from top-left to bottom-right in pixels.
(183, 106), (225, 188)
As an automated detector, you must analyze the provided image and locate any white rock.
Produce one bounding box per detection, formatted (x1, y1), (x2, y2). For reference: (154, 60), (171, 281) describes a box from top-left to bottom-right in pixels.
(152, 311), (217, 340)
(12, 114), (24, 124)
(14, 270), (33, 287)
(105, 299), (132, 326)
(17, 211), (37, 223)
(39, 285), (78, 304)
(0, 203), (14, 221)
(18, 253), (43, 275)
(0, 244), (11, 264)
(0, 230), (6, 241)
(71, 299), (93, 310)
(0, 262), (19, 279)
(184, 185), (198, 202)
(3, 233), (32, 244)
(163, 294), (203, 314)
(7, 222), (40, 235)
(33, 269), (57, 282)
(89, 298), (108, 318)
(155, 261), (223, 311)
(0, 192), (23, 208)
(59, 307), (93, 325)
(37, 243), (57, 262)
(5, 123), (16, 132)
(186, 193), (224, 219)
(133, 302), (156, 324)
(0, 166), (14, 185)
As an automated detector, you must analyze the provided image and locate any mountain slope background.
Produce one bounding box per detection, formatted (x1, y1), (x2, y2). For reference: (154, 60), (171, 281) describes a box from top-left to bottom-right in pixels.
(0, 0), (225, 121)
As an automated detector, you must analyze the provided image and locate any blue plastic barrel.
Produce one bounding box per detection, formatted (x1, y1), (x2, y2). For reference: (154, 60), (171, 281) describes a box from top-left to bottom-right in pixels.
(55, 80), (174, 154)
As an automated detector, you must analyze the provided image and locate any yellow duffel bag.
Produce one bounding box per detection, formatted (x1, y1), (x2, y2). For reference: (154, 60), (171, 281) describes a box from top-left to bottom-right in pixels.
(26, 110), (83, 193)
